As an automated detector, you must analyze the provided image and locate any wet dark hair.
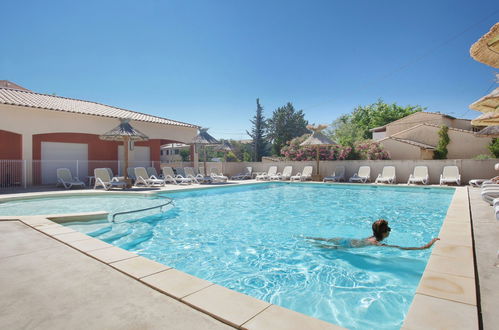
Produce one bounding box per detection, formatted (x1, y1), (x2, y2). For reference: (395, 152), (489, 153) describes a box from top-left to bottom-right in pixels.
(372, 219), (390, 241)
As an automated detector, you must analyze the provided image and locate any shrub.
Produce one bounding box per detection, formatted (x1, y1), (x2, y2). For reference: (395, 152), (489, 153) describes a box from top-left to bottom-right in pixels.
(473, 154), (494, 160)
(433, 125), (450, 159)
(353, 140), (391, 160)
(488, 138), (499, 158)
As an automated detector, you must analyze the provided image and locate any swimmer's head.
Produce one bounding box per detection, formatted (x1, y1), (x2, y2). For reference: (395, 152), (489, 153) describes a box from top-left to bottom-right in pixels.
(372, 219), (391, 241)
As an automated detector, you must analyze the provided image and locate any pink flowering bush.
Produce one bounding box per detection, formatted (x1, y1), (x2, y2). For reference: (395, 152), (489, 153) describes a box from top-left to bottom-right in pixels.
(353, 140), (390, 160)
(280, 135), (389, 160)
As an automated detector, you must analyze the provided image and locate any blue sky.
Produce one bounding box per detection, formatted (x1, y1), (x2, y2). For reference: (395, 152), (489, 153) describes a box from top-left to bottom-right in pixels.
(1, 1), (498, 139)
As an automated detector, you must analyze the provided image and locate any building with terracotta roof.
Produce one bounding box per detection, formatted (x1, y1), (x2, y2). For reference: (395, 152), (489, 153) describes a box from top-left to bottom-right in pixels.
(0, 81), (199, 185)
(370, 111), (492, 159)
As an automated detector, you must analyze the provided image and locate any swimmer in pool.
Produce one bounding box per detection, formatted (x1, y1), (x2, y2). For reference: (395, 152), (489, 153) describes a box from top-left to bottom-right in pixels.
(306, 219), (439, 250)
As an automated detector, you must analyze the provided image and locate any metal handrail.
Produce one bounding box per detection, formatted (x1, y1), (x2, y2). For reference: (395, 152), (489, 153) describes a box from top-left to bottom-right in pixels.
(111, 197), (174, 223)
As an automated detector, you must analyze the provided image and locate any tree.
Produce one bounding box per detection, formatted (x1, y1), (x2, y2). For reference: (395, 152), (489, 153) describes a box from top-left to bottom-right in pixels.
(328, 99), (425, 144)
(246, 98), (267, 161)
(433, 125), (450, 159)
(266, 102), (308, 155)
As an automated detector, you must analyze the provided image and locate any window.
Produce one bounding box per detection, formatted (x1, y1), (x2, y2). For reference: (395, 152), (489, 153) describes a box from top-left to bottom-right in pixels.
(174, 149), (180, 155)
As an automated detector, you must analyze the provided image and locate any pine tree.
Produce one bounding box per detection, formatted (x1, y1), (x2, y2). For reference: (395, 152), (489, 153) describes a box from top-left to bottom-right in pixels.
(246, 98), (267, 161)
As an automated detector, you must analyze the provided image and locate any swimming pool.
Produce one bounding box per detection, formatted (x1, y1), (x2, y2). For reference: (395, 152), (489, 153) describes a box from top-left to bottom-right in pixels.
(0, 183), (454, 329)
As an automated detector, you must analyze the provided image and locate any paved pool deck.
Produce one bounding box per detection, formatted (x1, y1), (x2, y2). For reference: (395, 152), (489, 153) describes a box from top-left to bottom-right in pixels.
(0, 220), (232, 330)
(468, 187), (499, 329)
(0, 181), (494, 329)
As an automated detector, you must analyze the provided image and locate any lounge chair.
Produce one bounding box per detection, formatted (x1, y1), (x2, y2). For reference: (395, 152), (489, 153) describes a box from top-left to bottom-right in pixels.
(323, 166), (345, 182)
(161, 167), (192, 185)
(134, 167), (166, 187)
(375, 166), (396, 184)
(127, 167), (137, 182)
(408, 166), (429, 185)
(349, 166), (371, 183)
(481, 186), (499, 205)
(56, 168), (85, 189)
(270, 166), (293, 181)
(256, 166), (278, 181)
(290, 166), (313, 182)
(440, 166), (461, 185)
(94, 168), (127, 190)
(210, 168), (228, 183)
(147, 167), (163, 179)
(231, 167), (252, 180)
(183, 167), (207, 184)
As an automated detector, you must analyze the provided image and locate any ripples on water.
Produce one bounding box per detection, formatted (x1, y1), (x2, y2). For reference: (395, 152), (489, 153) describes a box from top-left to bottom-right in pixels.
(62, 183), (453, 329)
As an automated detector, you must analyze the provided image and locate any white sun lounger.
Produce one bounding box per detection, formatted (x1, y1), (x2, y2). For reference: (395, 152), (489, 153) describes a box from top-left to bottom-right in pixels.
(162, 167), (193, 185)
(183, 167), (208, 184)
(56, 168), (85, 189)
(256, 166), (277, 181)
(270, 166), (293, 181)
(323, 166), (345, 182)
(210, 168), (228, 183)
(146, 167), (163, 179)
(349, 166), (371, 183)
(408, 166), (429, 185)
(231, 167), (252, 180)
(481, 186), (499, 205)
(94, 168), (127, 190)
(290, 166), (313, 182)
(440, 166), (461, 185)
(134, 167), (166, 187)
(375, 166), (396, 184)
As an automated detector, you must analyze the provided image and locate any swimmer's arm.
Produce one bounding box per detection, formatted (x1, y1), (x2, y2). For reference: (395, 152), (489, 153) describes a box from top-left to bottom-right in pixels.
(378, 238), (440, 250)
(304, 237), (341, 243)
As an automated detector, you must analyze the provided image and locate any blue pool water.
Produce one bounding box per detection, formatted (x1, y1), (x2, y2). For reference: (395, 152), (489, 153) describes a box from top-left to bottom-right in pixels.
(0, 183), (454, 329)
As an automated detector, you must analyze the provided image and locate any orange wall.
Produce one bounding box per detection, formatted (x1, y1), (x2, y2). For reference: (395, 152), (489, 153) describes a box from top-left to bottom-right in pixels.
(0, 130), (22, 160)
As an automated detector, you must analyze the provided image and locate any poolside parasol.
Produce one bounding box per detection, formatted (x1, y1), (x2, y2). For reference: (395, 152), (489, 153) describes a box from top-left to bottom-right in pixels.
(471, 111), (499, 126)
(100, 118), (149, 180)
(469, 87), (499, 113)
(190, 128), (220, 176)
(300, 124), (336, 176)
(470, 22), (499, 68)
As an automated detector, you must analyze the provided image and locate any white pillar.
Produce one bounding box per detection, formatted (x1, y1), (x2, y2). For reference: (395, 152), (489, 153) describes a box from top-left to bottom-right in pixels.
(22, 133), (33, 186)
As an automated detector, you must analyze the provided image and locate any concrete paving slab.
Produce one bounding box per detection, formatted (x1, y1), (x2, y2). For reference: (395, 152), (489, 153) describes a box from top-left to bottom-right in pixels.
(469, 187), (499, 329)
(0, 221), (231, 330)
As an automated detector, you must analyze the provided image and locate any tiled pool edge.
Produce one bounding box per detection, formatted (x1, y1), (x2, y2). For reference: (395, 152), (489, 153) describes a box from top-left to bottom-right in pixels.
(0, 184), (476, 329)
(9, 213), (343, 329)
(402, 187), (478, 330)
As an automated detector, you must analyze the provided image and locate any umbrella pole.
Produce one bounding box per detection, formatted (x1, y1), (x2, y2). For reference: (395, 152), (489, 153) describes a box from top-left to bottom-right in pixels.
(124, 136), (129, 180)
(316, 145), (320, 176)
(204, 146), (207, 176)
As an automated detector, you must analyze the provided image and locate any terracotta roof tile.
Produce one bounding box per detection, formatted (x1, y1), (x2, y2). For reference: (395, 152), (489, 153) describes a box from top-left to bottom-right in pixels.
(0, 87), (198, 128)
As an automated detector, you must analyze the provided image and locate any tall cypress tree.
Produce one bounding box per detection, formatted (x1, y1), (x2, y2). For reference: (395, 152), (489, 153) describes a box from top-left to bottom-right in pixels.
(246, 98), (266, 161)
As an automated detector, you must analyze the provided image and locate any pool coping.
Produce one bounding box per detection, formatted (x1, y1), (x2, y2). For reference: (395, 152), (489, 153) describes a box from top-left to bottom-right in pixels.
(0, 183), (477, 329)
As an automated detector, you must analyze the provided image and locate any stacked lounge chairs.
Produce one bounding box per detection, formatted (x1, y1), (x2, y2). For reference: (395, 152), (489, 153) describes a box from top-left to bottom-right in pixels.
(134, 167), (166, 187)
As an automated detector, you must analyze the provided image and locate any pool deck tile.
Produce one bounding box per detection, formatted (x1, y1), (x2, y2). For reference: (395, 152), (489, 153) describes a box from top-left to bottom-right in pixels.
(240, 304), (345, 330)
(37, 223), (76, 235)
(182, 284), (271, 328)
(66, 237), (113, 252)
(20, 216), (56, 227)
(416, 270), (476, 306)
(431, 242), (473, 260)
(52, 231), (95, 243)
(86, 246), (138, 264)
(110, 256), (171, 279)
(402, 293), (478, 330)
(425, 254), (475, 278)
(141, 269), (213, 299)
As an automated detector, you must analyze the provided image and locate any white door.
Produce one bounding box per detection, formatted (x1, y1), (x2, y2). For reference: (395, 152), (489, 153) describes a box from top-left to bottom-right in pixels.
(41, 142), (88, 184)
(118, 145), (150, 168)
